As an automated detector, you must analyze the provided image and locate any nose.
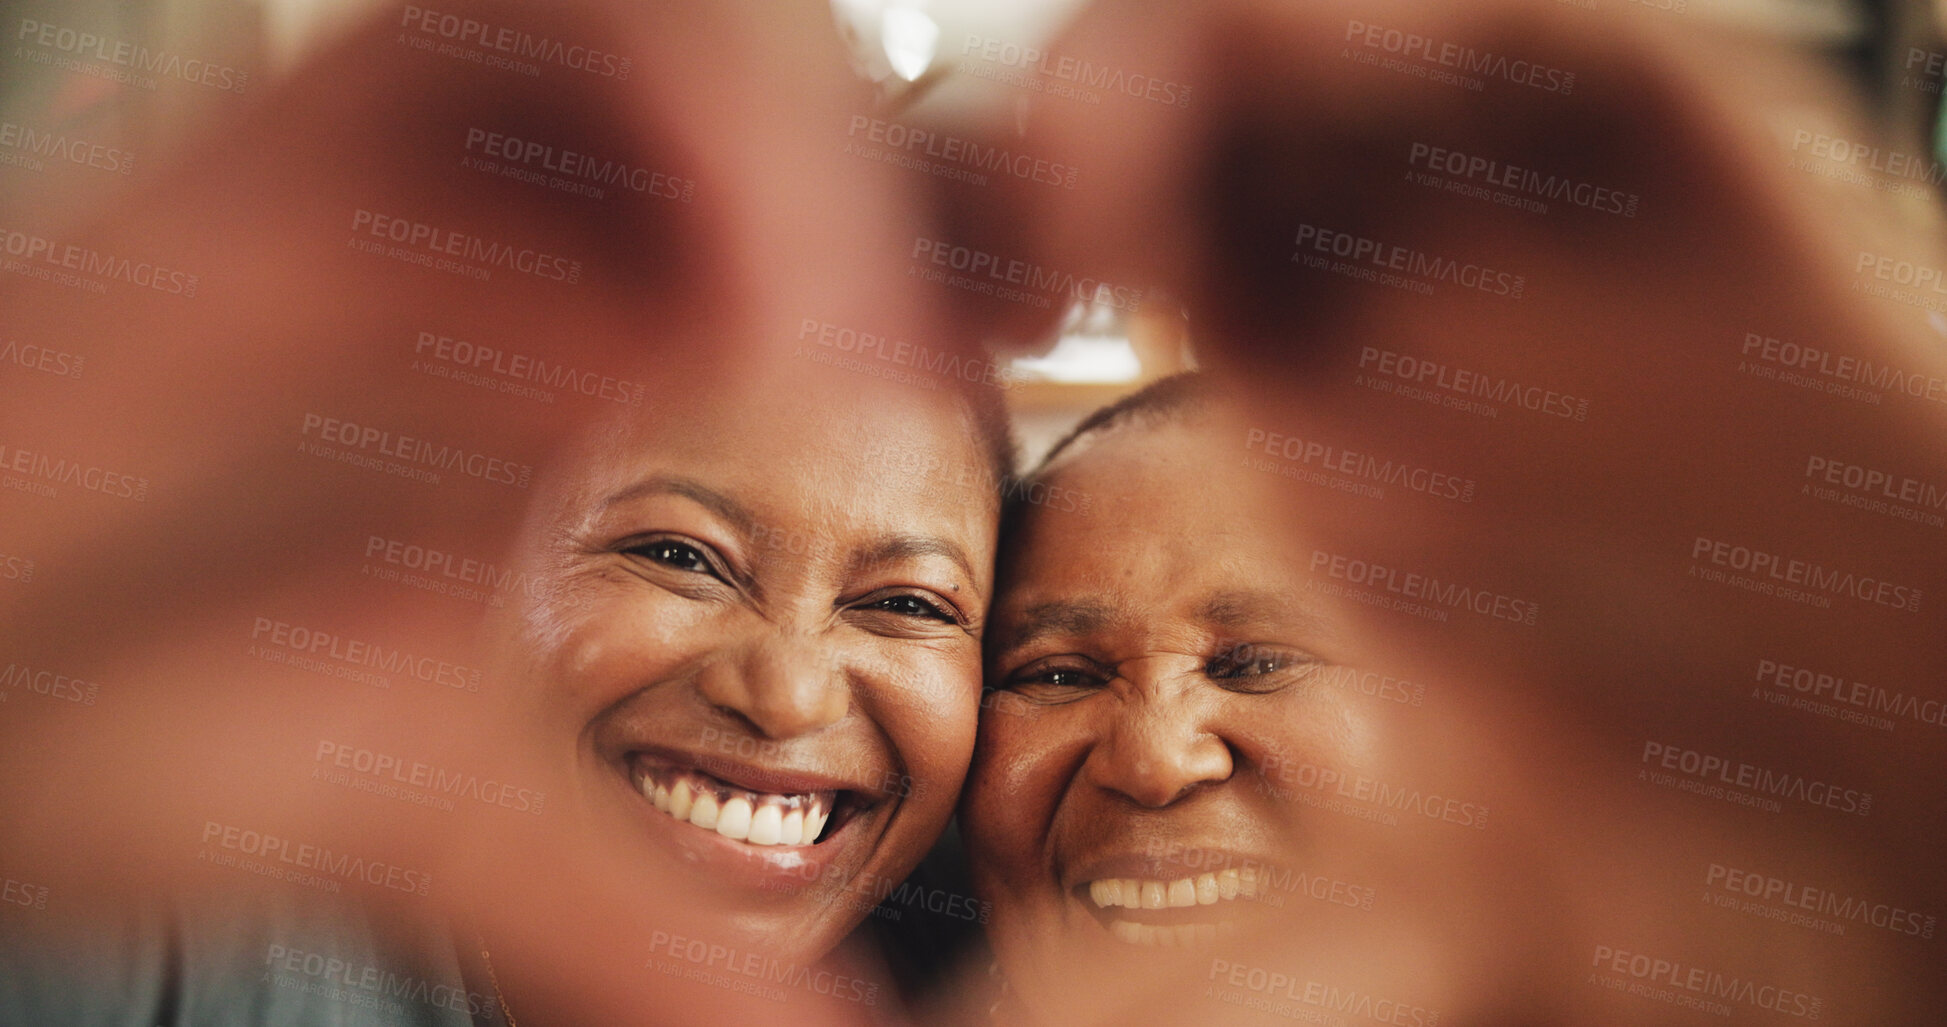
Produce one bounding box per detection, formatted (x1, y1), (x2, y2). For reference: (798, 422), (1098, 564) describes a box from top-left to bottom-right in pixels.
(695, 630), (849, 740)
(1084, 664), (1234, 807)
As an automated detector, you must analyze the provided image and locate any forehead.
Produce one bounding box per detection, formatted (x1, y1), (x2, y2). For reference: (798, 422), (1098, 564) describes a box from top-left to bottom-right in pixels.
(1033, 411), (1288, 550)
(569, 362), (998, 538)
(998, 414), (1316, 621)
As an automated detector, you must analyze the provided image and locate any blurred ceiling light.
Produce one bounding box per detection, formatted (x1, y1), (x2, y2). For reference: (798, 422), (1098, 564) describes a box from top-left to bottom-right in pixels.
(882, 8), (940, 82)
(1010, 334), (1143, 384)
(829, 0), (894, 82)
(830, 0), (939, 83)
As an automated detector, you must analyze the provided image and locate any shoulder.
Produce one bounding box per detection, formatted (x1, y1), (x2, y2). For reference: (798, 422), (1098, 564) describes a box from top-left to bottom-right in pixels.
(0, 882), (496, 1026)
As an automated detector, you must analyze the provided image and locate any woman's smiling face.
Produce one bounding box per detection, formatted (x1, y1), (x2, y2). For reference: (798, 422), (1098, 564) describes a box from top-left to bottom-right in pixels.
(496, 368), (999, 962)
(964, 405), (1377, 1002)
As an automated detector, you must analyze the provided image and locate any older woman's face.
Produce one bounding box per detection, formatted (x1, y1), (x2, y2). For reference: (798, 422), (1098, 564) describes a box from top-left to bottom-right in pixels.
(965, 411), (1388, 1000)
(496, 369), (997, 962)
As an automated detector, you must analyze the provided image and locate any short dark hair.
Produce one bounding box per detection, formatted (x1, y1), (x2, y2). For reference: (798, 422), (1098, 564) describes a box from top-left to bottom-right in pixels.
(995, 372), (1210, 535)
(1033, 371), (1211, 473)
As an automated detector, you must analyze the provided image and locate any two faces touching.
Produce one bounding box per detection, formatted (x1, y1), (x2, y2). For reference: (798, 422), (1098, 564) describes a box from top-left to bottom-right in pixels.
(486, 362), (1350, 1016)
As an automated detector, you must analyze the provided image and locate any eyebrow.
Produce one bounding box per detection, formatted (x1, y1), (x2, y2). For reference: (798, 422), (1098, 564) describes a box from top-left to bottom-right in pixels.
(849, 534), (978, 588)
(1001, 588), (1319, 652)
(1005, 598), (1119, 649)
(1197, 588), (1303, 628)
(600, 478), (977, 593)
(598, 475), (757, 536)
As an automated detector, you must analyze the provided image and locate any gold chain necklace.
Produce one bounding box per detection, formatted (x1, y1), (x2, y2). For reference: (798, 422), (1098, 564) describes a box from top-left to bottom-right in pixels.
(479, 938), (520, 1027)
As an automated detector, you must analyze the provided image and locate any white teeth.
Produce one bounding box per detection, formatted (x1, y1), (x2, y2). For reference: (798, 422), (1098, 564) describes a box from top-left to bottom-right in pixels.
(716, 796), (753, 841)
(1086, 869), (1267, 910)
(690, 792), (720, 830)
(748, 803), (782, 845)
(636, 764), (837, 848)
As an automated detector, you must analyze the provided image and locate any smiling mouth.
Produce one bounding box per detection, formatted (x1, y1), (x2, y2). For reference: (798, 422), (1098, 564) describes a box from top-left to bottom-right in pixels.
(1078, 867), (1264, 946)
(629, 755), (863, 847)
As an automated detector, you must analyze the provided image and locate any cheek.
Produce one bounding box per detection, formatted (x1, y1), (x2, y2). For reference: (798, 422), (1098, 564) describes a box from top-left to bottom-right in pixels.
(525, 584), (713, 713)
(870, 649), (982, 808)
(964, 710), (1075, 866)
(1294, 692), (1387, 772)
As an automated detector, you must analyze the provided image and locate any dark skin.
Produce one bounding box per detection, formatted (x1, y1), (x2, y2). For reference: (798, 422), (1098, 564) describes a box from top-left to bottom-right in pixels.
(964, 409), (1384, 1016)
(487, 369), (1000, 969)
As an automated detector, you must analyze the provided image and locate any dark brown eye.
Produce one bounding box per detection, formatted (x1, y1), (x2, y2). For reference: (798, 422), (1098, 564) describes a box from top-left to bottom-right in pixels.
(1206, 643), (1313, 692)
(1212, 651), (1285, 677)
(870, 593), (954, 622)
(626, 538), (716, 575)
(1003, 656), (1110, 702)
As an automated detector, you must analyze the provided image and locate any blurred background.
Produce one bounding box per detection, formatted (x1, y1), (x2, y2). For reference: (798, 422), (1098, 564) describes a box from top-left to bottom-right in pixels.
(10, 0), (1946, 461)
